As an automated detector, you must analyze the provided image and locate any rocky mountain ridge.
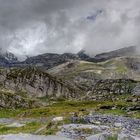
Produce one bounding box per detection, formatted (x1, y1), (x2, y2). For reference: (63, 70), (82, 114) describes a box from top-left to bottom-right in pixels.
(22, 46), (137, 69)
(0, 46), (140, 108)
(0, 67), (81, 100)
(0, 46), (136, 69)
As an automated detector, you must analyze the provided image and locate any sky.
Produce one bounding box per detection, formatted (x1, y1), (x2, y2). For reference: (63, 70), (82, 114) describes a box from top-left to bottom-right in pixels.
(0, 0), (140, 59)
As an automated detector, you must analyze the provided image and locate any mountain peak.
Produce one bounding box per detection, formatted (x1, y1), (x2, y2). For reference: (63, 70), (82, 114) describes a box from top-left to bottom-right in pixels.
(93, 46), (137, 62)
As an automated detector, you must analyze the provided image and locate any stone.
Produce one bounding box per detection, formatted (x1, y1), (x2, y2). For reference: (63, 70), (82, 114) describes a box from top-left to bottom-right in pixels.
(118, 133), (135, 140)
(52, 117), (64, 122)
(114, 123), (122, 127)
(87, 133), (113, 140)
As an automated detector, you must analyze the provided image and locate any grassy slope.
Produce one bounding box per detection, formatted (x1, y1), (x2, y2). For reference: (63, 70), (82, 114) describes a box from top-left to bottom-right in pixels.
(0, 94), (139, 135)
(48, 56), (140, 81)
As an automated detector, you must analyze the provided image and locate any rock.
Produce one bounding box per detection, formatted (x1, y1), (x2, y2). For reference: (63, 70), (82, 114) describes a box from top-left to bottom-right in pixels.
(118, 133), (135, 140)
(0, 134), (73, 140)
(127, 106), (140, 111)
(132, 84), (140, 96)
(6, 122), (25, 128)
(86, 133), (114, 140)
(132, 98), (138, 102)
(0, 91), (37, 109)
(52, 117), (64, 122)
(91, 79), (138, 95)
(114, 123), (122, 127)
(0, 67), (81, 99)
(100, 105), (113, 109)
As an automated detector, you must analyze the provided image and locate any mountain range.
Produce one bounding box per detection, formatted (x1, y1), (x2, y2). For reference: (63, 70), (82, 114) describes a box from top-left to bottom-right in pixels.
(0, 46), (140, 108)
(0, 46), (137, 68)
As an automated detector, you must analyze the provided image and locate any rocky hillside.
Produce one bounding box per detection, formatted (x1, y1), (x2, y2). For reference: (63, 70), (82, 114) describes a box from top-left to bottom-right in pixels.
(48, 57), (140, 96)
(0, 90), (37, 109)
(0, 46), (139, 105)
(0, 67), (81, 99)
(22, 53), (79, 69)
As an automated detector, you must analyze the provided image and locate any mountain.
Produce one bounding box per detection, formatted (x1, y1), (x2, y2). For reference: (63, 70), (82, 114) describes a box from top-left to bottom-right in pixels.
(87, 46), (137, 62)
(0, 46), (139, 107)
(23, 53), (79, 69)
(48, 56), (140, 94)
(0, 46), (136, 68)
(0, 67), (82, 100)
(2, 52), (18, 63)
(77, 50), (91, 60)
(0, 51), (19, 67)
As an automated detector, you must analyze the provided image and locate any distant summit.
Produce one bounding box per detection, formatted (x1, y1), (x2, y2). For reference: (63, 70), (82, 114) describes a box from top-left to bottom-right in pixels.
(0, 51), (18, 67)
(77, 50), (90, 60)
(77, 46), (137, 62)
(92, 46), (137, 62)
(0, 46), (137, 68)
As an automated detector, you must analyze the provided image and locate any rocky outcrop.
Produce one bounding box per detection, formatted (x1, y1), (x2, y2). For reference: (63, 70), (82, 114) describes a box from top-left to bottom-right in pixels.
(67, 114), (140, 140)
(91, 79), (138, 95)
(0, 91), (36, 109)
(132, 84), (140, 96)
(0, 67), (81, 99)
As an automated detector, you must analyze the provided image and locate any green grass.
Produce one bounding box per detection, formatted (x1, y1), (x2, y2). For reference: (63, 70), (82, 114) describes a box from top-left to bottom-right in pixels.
(0, 122), (42, 134)
(0, 98), (139, 119)
(0, 97), (139, 135)
(106, 135), (118, 140)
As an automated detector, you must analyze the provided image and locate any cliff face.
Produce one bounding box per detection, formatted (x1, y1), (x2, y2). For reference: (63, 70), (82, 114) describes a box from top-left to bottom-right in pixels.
(81, 79), (140, 101)
(0, 67), (81, 99)
(0, 91), (37, 109)
(91, 79), (138, 95)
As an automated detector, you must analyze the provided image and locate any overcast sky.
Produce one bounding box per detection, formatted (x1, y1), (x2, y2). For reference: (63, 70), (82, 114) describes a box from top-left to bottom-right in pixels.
(0, 0), (140, 59)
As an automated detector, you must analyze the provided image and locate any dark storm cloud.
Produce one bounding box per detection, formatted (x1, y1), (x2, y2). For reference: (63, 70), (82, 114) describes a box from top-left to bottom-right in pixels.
(0, 0), (80, 29)
(0, 0), (140, 58)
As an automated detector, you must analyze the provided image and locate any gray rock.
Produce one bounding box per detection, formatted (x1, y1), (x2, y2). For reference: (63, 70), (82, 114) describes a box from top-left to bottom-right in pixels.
(86, 133), (113, 140)
(0, 134), (73, 140)
(118, 133), (135, 140)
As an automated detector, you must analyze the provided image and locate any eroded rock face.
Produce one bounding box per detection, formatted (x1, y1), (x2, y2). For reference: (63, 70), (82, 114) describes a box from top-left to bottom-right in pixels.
(91, 79), (138, 95)
(65, 114), (140, 140)
(0, 67), (81, 99)
(0, 91), (36, 109)
(132, 84), (140, 96)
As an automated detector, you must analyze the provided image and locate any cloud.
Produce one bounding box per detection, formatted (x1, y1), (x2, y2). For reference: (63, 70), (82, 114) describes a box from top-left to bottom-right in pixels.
(0, 0), (140, 58)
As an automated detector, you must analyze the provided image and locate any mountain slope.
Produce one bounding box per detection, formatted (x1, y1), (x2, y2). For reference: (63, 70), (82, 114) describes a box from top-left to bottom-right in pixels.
(21, 46), (137, 69)
(0, 51), (19, 67)
(0, 90), (37, 109)
(0, 67), (82, 100)
(92, 46), (137, 62)
(48, 56), (140, 92)
(23, 53), (79, 69)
